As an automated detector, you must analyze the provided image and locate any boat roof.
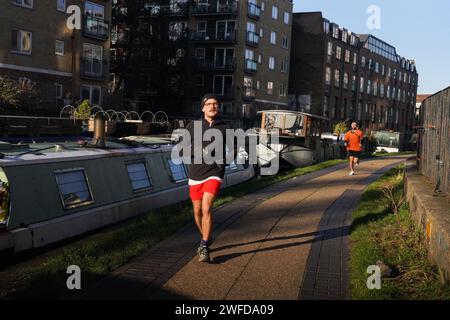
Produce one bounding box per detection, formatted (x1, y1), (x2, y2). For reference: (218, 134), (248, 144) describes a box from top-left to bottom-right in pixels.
(257, 110), (329, 121)
(0, 136), (175, 166)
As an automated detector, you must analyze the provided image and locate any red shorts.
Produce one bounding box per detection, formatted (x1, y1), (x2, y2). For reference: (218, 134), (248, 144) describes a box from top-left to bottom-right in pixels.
(189, 179), (222, 201)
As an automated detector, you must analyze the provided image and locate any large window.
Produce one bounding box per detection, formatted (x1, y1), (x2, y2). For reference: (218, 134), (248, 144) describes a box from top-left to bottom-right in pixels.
(284, 12), (289, 24)
(213, 75), (233, 96)
(11, 29), (32, 54)
(168, 160), (188, 182)
(336, 46), (342, 60)
(325, 67), (331, 85)
(81, 85), (101, 105)
(334, 69), (340, 87)
(85, 1), (105, 19)
(55, 169), (93, 208)
(272, 6), (278, 19)
(270, 31), (276, 45)
(127, 162), (152, 191)
(269, 56), (275, 70)
(13, 0), (33, 8)
(267, 81), (273, 95)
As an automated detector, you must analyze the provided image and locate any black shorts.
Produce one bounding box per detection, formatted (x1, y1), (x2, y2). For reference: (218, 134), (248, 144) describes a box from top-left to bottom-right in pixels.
(348, 150), (361, 158)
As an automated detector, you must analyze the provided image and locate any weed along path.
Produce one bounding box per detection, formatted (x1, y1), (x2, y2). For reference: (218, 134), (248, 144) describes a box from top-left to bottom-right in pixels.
(83, 156), (411, 300)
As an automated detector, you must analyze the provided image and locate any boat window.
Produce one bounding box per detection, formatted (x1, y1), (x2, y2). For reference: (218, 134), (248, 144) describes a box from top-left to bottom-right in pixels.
(126, 162), (152, 191)
(55, 169), (93, 208)
(168, 159), (188, 182)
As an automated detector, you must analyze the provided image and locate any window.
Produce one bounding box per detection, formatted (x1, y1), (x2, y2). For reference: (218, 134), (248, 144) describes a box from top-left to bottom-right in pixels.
(258, 54), (262, 64)
(352, 75), (356, 92)
(332, 25), (339, 38)
(85, 1), (105, 19)
(342, 31), (348, 43)
(168, 160), (188, 182)
(282, 36), (288, 49)
(345, 50), (350, 63)
(260, 28), (263, 38)
(327, 42), (333, 56)
(343, 73), (349, 90)
(325, 67), (331, 85)
(367, 79), (371, 94)
(55, 40), (64, 56)
(373, 81), (378, 96)
(353, 53), (358, 65)
(336, 46), (342, 60)
(270, 31), (276, 45)
(55, 169), (93, 208)
(279, 83), (287, 97)
(269, 56), (275, 70)
(57, 0), (66, 11)
(13, 0), (33, 8)
(272, 6), (278, 19)
(127, 162), (152, 190)
(281, 59), (288, 73)
(334, 69), (340, 87)
(11, 29), (32, 54)
(261, 2), (265, 11)
(55, 84), (63, 98)
(215, 48), (234, 68)
(375, 62), (379, 73)
(380, 84), (385, 98)
(81, 85), (101, 105)
(284, 12), (289, 24)
(213, 75), (233, 96)
(360, 77), (364, 92)
(267, 81), (273, 95)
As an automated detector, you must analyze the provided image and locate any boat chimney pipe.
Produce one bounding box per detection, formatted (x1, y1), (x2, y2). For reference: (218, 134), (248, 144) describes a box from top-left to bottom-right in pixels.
(92, 113), (106, 148)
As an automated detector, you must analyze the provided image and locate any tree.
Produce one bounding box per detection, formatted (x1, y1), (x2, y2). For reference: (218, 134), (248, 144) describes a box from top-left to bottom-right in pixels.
(0, 76), (40, 114)
(333, 121), (348, 142)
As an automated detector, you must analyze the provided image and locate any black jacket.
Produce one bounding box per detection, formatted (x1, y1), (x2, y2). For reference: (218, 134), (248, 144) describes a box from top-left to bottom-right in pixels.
(182, 118), (233, 181)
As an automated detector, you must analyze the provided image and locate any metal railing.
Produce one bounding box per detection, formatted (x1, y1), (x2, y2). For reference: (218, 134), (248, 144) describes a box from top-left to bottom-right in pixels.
(83, 15), (109, 40)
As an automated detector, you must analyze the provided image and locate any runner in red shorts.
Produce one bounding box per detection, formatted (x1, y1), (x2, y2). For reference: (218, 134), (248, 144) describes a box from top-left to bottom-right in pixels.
(183, 94), (232, 262)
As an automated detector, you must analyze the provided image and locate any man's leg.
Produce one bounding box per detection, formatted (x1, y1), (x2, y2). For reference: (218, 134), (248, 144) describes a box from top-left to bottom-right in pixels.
(349, 156), (354, 173)
(200, 192), (216, 243)
(192, 200), (203, 235)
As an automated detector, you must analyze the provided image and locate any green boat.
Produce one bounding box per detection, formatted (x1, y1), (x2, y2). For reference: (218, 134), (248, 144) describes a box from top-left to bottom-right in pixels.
(0, 134), (254, 253)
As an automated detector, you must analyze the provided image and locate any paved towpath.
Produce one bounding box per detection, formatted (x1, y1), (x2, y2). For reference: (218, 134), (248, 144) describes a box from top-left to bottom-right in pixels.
(82, 156), (410, 300)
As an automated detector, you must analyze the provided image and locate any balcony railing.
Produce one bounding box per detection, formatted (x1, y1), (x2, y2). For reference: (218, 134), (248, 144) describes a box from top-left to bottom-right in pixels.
(215, 88), (234, 99)
(81, 58), (108, 80)
(197, 58), (236, 70)
(192, 2), (238, 15)
(246, 31), (259, 46)
(244, 59), (257, 73)
(247, 3), (261, 20)
(191, 30), (236, 43)
(83, 15), (109, 40)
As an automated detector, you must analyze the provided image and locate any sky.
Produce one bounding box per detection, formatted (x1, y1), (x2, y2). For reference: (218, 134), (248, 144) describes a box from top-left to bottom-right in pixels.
(293, 0), (450, 94)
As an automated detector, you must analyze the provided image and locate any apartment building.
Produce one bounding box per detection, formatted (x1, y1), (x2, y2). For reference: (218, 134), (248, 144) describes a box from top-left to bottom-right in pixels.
(0, 0), (111, 116)
(111, 0), (293, 127)
(289, 12), (418, 141)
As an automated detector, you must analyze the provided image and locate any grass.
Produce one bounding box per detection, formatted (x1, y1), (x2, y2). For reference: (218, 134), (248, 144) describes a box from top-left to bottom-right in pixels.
(0, 159), (346, 299)
(350, 166), (450, 300)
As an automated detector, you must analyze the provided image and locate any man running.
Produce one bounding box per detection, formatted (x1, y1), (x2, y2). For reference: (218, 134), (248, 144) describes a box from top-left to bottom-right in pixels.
(344, 122), (364, 176)
(183, 94), (231, 263)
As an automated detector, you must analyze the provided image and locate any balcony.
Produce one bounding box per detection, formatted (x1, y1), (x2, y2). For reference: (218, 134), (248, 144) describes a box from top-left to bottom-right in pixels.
(80, 58), (108, 81)
(244, 59), (257, 74)
(83, 15), (109, 41)
(246, 31), (259, 47)
(196, 58), (235, 71)
(192, 2), (238, 16)
(247, 3), (261, 20)
(191, 30), (236, 43)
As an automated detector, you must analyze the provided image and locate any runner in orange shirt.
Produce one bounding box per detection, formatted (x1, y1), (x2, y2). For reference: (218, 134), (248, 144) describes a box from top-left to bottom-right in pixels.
(344, 122), (364, 176)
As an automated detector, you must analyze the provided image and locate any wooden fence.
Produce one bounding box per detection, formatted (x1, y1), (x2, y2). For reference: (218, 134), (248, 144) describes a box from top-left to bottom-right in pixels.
(418, 86), (450, 194)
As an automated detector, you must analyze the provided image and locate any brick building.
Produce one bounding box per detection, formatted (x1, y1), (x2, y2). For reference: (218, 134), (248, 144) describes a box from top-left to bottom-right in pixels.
(0, 0), (111, 116)
(289, 12), (418, 141)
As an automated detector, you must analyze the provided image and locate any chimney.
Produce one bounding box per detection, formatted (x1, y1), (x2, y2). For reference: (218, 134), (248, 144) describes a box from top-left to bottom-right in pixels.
(92, 113), (106, 148)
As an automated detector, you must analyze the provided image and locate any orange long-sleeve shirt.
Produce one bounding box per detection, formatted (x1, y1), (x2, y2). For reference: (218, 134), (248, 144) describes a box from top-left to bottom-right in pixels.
(344, 129), (364, 151)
